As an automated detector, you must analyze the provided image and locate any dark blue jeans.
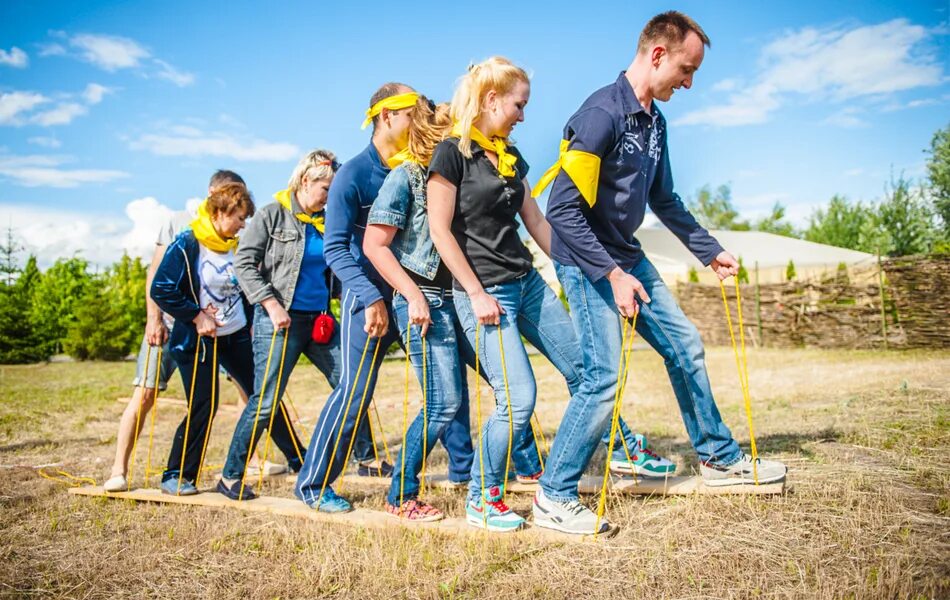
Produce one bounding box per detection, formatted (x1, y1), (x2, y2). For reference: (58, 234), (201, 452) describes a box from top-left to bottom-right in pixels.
(540, 258), (742, 501)
(163, 328), (255, 483)
(221, 306), (342, 480)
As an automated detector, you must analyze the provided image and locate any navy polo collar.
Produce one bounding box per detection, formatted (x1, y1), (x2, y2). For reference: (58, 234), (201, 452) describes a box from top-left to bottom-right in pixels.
(615, 71), (658, 121)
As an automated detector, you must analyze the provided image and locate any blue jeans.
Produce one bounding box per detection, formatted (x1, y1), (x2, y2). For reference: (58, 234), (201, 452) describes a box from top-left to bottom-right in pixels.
(540, 258), (742, 501)
(386, 289), (475, 504)
(455, 269), (592, 501)
(221, 306), (343, 480)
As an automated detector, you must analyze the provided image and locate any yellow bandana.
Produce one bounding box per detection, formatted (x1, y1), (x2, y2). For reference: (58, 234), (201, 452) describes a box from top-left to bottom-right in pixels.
(451, 124), (518, 178)
(361, 92), (420, 130)
(274, 189), (325, 234)
(190, 199), (238, 252)
(531, 139), (601, 207)
(385, 147), (424, 169)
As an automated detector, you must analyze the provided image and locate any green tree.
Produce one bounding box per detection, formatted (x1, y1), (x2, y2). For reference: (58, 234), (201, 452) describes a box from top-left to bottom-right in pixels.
(0, 226), (23, 285)
(753, 203), (799, 238)
(877, 176), (934, 257)
(925, 123), (950, 237)
(63, 276), (135, 360)
(785, 259), (796, 281)
(30, 257), (92, 356)
(0, 255), (48, 363)
(688, 184), (750, 230)
(804, 195), (878, 252)
(687, 266), (699, 283)
(106, 254), (148, 353)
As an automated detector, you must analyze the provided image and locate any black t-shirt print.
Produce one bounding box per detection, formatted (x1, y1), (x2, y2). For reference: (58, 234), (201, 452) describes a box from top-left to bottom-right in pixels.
(428, 138), (533, 288)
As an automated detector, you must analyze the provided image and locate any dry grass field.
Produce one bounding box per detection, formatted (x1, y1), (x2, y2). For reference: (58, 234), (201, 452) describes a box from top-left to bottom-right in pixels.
(1, 346), (948, 599)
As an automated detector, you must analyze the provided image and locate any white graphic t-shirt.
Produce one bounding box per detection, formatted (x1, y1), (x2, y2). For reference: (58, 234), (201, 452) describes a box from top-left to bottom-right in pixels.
(198, 245), (246, 337)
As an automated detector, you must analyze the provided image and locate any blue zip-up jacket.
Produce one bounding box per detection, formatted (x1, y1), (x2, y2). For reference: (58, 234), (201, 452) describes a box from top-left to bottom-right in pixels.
(546, 72), (724, 281)
(150, 230), (252, 362)
(324, 142), (392, 308)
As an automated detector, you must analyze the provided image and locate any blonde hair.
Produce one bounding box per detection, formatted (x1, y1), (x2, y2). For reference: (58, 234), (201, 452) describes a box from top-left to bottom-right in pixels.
(449, 56), (530, 158)
(288, 149), (337, 193)
(407, 96), (452, 165)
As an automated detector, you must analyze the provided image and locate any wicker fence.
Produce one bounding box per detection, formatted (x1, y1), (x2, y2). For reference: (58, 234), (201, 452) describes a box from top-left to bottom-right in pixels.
(676, 254), (949, 349)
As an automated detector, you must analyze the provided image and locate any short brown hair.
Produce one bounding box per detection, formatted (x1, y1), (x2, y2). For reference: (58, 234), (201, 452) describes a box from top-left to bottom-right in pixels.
(207, 182), (255, 218)
(638, 11), (710, 54)
(369, 82), (415, 131)
(208, 169), (245, 190)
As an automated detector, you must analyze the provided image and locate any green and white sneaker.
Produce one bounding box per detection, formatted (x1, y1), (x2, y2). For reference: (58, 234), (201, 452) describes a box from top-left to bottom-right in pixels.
(700, 453), (787, 486)
(609, 434), (676, 477)
(465, 486), (525, 533)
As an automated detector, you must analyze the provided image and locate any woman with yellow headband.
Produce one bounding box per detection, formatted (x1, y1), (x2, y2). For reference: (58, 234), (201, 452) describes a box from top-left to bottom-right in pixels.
(151, 183), (256, 496)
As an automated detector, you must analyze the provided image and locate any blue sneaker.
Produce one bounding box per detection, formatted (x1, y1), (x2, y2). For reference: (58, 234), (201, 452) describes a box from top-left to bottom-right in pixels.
(161, 476), (198, 496)
(465, 486), (525, 532)
(306, 487), (352, 513)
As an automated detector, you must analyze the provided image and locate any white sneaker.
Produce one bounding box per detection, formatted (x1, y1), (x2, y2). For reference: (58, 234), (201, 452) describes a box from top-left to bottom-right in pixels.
(700, 453), (787, 486)
(532, 489), (611, 535)
(245, 461), (288, 478)
(103, 475), (127, 492)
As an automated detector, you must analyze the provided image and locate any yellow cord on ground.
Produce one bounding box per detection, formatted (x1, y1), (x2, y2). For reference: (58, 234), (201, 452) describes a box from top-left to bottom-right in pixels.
(126, 345), (152, 491)
(720, 279), (760, 484)
(177, 337), (203, 495)
(257, 332), (291, 488)
(239, 328), (278, 500)
(195, 335), (219, 486)
(38, 468), (96, 488)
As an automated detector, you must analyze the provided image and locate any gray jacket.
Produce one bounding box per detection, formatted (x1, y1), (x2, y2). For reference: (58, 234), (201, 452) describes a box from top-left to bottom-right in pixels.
(235, 193), (329, 308)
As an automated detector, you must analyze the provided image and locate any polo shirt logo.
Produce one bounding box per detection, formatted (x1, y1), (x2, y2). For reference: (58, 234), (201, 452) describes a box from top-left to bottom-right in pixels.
(648, 120), (663, 161)
(623, 131), (642, 155)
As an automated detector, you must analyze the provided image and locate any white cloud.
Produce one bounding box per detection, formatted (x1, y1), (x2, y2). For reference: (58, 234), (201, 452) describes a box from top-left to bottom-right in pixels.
(0, 47), (28, 68)
(129, 127), (299, 162)
(711, 78), (739, 92)
(27, 136), (62, 148)
(82, 83), (111, 104)
(153, 59), (195, 87)
(0, 91), (49, 125)
(0, 154), (128, 188)
(120, 196), (176, 259)
(69, 33), (150, 71)
(30, 102), (88, 126)
(37, 42), (66, 57)
(676, 19), (944, 127)
(823, 107), (868, 129)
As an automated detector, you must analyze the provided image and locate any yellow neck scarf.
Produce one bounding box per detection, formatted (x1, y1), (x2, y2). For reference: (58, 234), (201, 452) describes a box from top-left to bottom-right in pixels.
(274, 189), (324, 234)
(385, 147), (424, 169)
(190, 199), (238, 252)
(361, 92), (419, 130)
(531, 139), (601, 207)
(452, 123), (518, 178)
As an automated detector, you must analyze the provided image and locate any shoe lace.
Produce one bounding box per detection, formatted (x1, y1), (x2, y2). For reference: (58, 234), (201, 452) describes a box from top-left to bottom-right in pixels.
(486, 498), (511, 513)
(641, 446), (661, 460)
(562, 500), (587, 516)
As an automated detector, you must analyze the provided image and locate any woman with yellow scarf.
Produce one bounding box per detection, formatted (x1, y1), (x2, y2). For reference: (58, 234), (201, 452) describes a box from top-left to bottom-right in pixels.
(150, 183), (256, 496)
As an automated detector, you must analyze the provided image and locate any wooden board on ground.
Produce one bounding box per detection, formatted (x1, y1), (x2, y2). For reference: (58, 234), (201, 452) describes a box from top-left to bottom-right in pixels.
(115, 397), (239, 412)
(67, 486), (613, 543)
(322, 473), (786, 496)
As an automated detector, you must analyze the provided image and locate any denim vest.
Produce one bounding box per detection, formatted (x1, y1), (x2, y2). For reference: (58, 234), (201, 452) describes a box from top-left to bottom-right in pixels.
(367, 162), (442, 280)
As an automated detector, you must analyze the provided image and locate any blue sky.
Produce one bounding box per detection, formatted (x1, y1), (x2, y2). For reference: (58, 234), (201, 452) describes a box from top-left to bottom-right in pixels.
(1, 0), (947, 267)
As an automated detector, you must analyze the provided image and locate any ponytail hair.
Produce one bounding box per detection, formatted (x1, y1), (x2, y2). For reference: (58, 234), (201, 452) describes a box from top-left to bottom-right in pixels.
(407, 96), (452, 165)
(449, 56), (530, 158)
(288, 149), (338, 193)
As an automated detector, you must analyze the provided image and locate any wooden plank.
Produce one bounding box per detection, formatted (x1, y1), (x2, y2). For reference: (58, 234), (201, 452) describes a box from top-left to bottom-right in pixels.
(67, 486), (613, 542)
(115, 397), (239, 412)
(322, 473), (786, 496)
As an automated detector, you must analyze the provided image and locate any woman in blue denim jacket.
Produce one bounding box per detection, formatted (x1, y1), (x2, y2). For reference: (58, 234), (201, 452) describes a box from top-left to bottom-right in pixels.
(151, 183), (256, 496)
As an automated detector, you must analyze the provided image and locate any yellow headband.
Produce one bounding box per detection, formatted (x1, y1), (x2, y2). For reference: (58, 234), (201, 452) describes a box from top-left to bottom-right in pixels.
(361, 92), (419, 129)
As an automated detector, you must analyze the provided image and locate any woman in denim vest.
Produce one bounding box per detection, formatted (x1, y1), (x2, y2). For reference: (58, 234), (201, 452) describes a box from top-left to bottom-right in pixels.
(217, 150), (359, 500)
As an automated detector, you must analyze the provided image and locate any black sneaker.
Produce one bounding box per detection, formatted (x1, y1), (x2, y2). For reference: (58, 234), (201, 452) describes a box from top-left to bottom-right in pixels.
(216, 478), (257, 501)
(357, 461), (394, 477)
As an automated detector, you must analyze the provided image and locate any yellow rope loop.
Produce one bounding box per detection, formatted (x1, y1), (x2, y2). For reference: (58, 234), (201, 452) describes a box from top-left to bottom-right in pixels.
(371, 401), (394, 465)
(474, 322), (487, 527)
(257, 332), (291, 488)
(336, 338), (382, 495)
(420, 334), (428, 495)
(533, 412), (550, 456)
(733, 278), (759, 483)
(126, 345), (153, 491)
(239, 327), (279, 500)
(278, 401), (305, 466)
(365, 404), (382, 466)
(594, 314), (637, 538)
(720, 280), (760, 484)
(38, 468), (96, 488)
(144, 347), (163, 487)
(496, 324), (515, 501)
(529, 417), (545, 472)
(195, 335), (219, 487)
(398, 326), (411, 514)
(614, 331), (640, 486)
(177, 336), (204, 495)
(283, 391), (310, 446)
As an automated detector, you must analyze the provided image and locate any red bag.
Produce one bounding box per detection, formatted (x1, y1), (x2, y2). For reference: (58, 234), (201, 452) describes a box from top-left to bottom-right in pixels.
(312, 312), (336, 344)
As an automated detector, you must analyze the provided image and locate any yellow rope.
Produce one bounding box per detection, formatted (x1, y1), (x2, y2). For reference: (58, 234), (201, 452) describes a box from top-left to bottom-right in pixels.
(278, 401), (305, 467)
(420, 334), (428, 495)
(195, 335), (219, 487)
(533, 412), (550, 456)
(336, 339), (382, 495)
(474, 322), (487, 526)
(283, 390), (311, 446)
(529, 416), (546, 472)
(239, 328), (279, 500)
(594, 315), (637, 538)
(38, 468), (96, 488)
(371, 402), (394, 465)
(125, 345), (152, 491)
(398, 326), (411, 513)
(257, 332), (291, 488)
(720, 279), (760, 483)
(496, 325), (515, 501)
(144, 347), (163, 486)
(176, 336), (203, 495)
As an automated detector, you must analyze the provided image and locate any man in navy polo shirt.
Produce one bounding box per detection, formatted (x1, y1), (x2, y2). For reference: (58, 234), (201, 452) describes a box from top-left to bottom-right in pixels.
(533, 11), (787, 535)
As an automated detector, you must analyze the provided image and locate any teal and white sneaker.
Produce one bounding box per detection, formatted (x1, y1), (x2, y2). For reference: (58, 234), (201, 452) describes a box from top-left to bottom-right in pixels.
(609, 434), (676, 477)
(465, 486), (525, 532)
